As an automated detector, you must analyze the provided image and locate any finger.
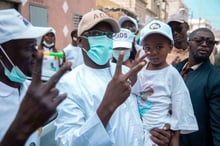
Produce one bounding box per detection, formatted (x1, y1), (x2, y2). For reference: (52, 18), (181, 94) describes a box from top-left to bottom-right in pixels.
(150, 135), (166, 146)
(52, 93), (67, 106)
(44, 62), (71, 91)
(150, 128), (170, 146)
(135, 49), (141, 59)
(114, 51), (124, 77)
(31, 51), (43, 84)
(139, 53), (148, 62)
(163, 123), (171, 130)
(124, 61), (146, 80)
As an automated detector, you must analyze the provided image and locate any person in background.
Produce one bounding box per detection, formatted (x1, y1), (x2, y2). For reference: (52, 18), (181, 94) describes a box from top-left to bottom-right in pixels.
(166, 11), (189, 65)
(118, 15), (139, 35)
(119, 15), (139, 63)
(175, 28), (220, 146)
(136, 20), (198, 146)
(0, 9), (70, 146)
(63, 29), (83, 70)
(39, 30), (63, 81)
(112, 28), (135, 68)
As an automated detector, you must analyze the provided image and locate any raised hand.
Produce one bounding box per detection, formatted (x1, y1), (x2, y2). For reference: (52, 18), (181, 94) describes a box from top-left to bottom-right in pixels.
(0, 51), (71, 146)
(129, 49), (148, 85)
(97, 51), (146, 126)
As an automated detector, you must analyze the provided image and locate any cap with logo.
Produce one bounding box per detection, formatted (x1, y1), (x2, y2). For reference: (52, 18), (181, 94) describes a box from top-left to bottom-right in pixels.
(77, 10), (120, 36)
(118, 16), (138, 32)
(113, 28), (134, 49)
(0, 9), (53, 44)
(140, 20), (174, 45)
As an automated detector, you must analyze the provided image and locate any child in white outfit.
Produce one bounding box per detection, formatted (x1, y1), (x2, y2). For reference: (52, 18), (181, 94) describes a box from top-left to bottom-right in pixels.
(135, 20), (198, 146)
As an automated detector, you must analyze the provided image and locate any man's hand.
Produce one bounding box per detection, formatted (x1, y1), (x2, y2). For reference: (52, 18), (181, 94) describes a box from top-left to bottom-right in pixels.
(129, 49), (148, 85)
(97, 51), (146, 126)
(1, 51), (71, 146)
(150, 124), (172, 146)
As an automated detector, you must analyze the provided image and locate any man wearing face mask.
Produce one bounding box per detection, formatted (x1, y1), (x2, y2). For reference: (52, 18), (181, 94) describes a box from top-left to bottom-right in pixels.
(0, 9), (71, 146)
(112, 28), (135, 68)
(39, 30), (63, 81)
(54, 10), (149, 146)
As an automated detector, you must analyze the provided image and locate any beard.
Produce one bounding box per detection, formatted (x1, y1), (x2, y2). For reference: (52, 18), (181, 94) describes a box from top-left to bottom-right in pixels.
(192, 52), (210, 63)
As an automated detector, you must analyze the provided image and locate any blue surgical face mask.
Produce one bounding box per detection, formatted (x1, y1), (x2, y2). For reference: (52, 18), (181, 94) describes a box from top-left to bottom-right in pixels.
(42, 40), (55, 48)
(4, 66), (27, 83)
(112, 50), (130, 62)
(82, 35), (113, 65)
(0, 45), (27, 83)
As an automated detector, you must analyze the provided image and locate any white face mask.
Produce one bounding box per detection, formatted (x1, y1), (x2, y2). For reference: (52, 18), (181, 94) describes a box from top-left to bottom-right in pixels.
(112, 49), (130, 62)
(42, 40), (55, 48)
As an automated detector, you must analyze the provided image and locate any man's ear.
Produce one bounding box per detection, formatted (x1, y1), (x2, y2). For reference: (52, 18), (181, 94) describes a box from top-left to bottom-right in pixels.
(77, 37), (82, 47)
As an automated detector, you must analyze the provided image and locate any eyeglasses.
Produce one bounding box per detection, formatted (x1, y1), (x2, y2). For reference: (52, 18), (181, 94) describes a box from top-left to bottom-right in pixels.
(189, 37), (216, 47)
(83, 30), (113, 39)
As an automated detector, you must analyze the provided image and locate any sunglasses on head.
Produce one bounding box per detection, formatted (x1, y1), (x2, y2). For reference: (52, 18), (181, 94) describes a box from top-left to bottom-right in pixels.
(189, 37), (216, 47)
(83, 30), (113, 39)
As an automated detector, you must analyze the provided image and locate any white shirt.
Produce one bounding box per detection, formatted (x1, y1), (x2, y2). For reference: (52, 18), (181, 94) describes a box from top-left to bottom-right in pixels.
(136, 65), (198, 134)
(55, 63), (144, 146)
(0, 81), (39, 146)
(63, 44), (83, 70)
(41, 47), (60, 81)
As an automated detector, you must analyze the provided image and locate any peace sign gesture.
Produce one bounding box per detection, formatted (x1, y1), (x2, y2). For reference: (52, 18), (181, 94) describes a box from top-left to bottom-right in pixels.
(1, 51), (71, 146)
(23, 51), (71, 130)
(97, 51), (146, 126)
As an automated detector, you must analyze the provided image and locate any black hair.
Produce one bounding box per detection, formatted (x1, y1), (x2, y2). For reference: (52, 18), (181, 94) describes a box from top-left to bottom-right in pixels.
(189, 28), (215, 40)
(71, 29), (78, 38)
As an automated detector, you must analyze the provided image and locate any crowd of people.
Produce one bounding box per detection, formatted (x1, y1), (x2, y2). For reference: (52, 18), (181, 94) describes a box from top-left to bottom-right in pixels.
(0, 7), (220, 146)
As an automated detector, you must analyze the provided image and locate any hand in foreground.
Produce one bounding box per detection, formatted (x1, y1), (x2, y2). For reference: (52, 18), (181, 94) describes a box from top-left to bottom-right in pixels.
(150, 124), (172, 146)
(97, 51), (146, 126)
(0, 51), (71, 146)
(129, 49), (148, 85)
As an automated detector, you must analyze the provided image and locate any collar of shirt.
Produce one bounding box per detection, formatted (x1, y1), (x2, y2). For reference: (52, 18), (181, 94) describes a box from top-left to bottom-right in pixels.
(182, 61), (202, 71)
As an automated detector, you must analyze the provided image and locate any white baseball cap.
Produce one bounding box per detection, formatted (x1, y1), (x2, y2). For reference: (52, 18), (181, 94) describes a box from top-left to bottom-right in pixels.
(113, 28), (134, 49)
(140, 20), (174, 45)
(0, 9), (53, 44)
(119, 16), (138, 32)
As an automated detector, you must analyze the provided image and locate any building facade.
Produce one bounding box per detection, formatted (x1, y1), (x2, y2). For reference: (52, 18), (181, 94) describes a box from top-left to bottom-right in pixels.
(0, 0), (96, 50)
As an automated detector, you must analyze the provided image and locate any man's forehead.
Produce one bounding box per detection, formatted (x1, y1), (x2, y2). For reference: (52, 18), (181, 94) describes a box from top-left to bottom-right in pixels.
(122, 20), (135, 26)
(91, 22), (113, 31)
(194, 31), (214, 39)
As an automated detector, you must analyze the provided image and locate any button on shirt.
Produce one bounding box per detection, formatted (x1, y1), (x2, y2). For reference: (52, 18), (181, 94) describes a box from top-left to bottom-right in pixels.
(0, 81), (39, 146)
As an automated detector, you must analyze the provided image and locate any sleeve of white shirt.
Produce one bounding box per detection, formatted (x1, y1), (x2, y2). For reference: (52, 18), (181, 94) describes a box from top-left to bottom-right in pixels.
(55, 78), (113, 146)
(169, 69), (198, 134)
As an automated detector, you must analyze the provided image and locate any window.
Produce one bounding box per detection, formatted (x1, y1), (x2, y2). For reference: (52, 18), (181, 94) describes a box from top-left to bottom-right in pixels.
(29, 5), (48, 27)
(73, 13), (82, 29)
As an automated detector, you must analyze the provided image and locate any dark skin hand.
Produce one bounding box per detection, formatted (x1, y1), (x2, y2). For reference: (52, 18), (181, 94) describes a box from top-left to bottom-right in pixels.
(130, 49), (148, 85)
(150, 124), (172, 146)
(97, 51), (146, 126)
(0, 51), (71, 146)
